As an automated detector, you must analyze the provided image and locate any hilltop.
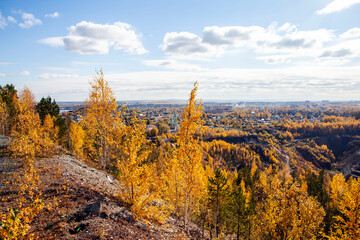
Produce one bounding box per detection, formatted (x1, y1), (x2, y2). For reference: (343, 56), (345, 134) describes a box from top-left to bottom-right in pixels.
(0, 152), (202, 239)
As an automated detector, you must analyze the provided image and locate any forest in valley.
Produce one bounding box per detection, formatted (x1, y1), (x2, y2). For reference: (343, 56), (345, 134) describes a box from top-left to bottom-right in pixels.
(1, 70), (360, 239)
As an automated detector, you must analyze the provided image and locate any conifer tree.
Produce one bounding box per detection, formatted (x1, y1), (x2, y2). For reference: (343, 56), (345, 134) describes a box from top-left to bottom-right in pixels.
(0, 84), (18, 135)
(36, 96), (66, 139)
(207, 168), (230, 238)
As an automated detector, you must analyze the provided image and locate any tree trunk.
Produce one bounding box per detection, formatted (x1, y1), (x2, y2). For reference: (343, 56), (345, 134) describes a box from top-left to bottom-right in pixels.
(185, 191), (188, 234)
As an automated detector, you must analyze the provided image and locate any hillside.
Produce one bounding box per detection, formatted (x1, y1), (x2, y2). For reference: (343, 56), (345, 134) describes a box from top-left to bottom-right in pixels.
(0, 153), (200, 239)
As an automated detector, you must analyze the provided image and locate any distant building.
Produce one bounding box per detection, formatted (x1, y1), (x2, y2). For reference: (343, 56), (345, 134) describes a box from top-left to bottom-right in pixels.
(170, 114), (179, 132)
(205, 105), (233, 114)
(146, 124), (157, 131)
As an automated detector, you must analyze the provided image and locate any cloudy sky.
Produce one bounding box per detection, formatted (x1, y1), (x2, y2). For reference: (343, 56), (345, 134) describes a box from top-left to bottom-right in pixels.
(1, 0), (360, 101)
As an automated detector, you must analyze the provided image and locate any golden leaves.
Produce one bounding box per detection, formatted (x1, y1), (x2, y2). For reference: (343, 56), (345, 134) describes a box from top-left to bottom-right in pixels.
(330, 174), (360, 239)
(9, 88), (58, 159)
(82, 69), (122, 168)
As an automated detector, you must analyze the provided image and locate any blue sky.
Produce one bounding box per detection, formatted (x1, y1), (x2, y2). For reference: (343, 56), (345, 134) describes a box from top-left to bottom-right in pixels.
(1, 0), (360, 101)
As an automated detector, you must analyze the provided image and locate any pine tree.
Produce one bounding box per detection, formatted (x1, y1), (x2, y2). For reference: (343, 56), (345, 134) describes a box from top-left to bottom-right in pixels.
(207, 168), (230, 238)
(36, 96), (66, 139)
(0, 84), (18, 135)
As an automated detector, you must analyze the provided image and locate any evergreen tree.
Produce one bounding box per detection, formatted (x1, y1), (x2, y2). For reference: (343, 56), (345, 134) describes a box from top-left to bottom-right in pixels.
(207, 168), (230, 238)
(0, 84), (18, 135)
(36, 96), (66, 139)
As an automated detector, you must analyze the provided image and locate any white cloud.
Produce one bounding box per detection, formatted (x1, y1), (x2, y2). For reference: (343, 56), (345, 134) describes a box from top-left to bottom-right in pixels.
(161, 23), (335, 62)
(18, 12), (42, 28)
(40, 21), (147, 55)
(0, 73), (6, 77)
(319, 48), (353, 58)
(256, 55), (290, 64)
(45, 12), (59, 18)
(0, 11), (7, 29)
(340, 28), (360, 39)
(41, 66), (75, 72)
(143, 59), (206, 71)
(317, 0), (360, 15)
(264, 29), (334, 51)
(202, 25), (265, 47)
(161, 32), (220, 57)
(17, 65), (360, 101)
(7, 16), (17, 24)
(20, 71), (30, 76)
(38, 73), (79, 79)
(39, 37), (64, 47)
(318, 38), (360, 60)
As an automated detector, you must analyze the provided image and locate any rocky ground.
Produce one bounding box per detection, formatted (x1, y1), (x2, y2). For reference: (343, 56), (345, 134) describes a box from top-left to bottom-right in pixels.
(0, 135), (10, 149)
(0, 150), (203, 239)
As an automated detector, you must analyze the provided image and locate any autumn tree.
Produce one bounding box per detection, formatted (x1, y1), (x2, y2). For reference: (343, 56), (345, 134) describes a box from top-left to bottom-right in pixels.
(69, 121), (85, 158)
(168, 82), (207, 233)
(9, 87), (42, 159)
(255, 168), (325, 239)
(329, 174), (360, 239)
(9, 87), (58, 158)
(1, 87), (45, 239)
(0, 98), (9, 135)
(82, 70), (122, 168)
(115, 116), (168, 222)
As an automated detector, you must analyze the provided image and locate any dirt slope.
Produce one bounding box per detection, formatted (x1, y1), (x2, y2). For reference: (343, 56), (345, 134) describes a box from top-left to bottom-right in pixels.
(0, 154), (200, 239)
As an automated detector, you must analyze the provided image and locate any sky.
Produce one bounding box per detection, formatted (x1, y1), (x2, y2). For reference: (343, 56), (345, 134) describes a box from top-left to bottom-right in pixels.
(0, 0), (360, 102)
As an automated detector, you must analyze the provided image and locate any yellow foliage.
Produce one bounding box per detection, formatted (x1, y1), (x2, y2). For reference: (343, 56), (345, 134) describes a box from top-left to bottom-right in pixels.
(0, 98), (9, 135)
(256, 170), (325, 239)
(82, 70), (122, 168)
(9, 88), (42, 159)
(167, 82), (207, 232)
(9, 88), (57, 158)
(69, 121), (85, 158)
(116, 117), (169, 223)
(329, 174), (360, 239)
(0, 159), (44, 239)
